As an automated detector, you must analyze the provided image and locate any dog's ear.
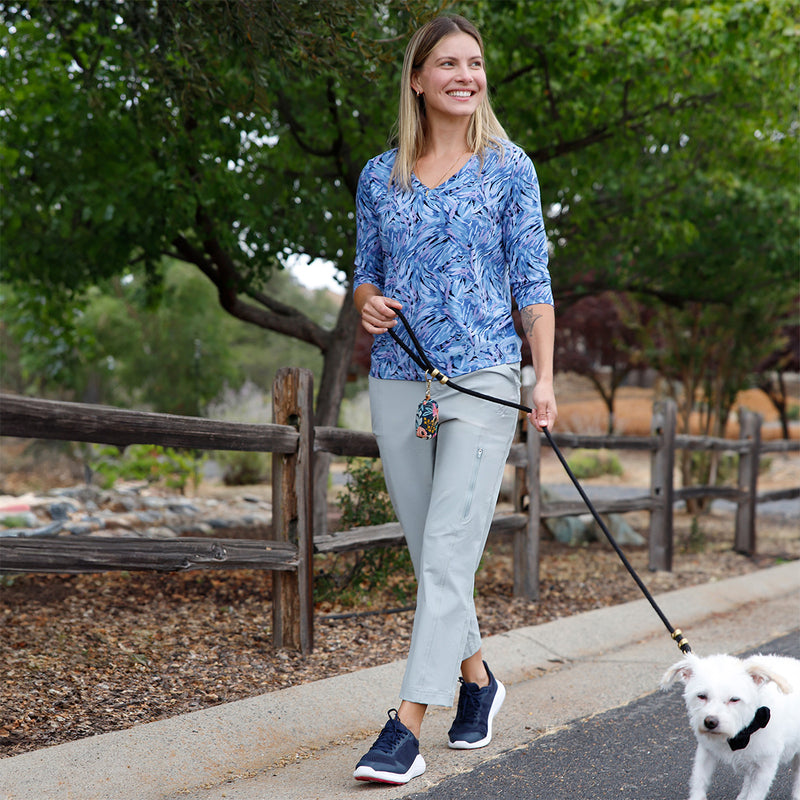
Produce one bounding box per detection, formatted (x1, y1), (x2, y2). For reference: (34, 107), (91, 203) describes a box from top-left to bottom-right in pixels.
(744, 657), (793, 694)
(660, 656), (696, 689)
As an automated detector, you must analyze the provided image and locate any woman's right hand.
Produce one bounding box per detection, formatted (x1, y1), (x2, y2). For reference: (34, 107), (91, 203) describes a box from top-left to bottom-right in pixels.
(356, 287), (403, 335)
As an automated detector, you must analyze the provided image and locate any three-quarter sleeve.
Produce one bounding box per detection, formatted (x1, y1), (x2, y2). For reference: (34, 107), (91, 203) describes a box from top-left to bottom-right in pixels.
(502, 148), (553, 308)
(353, 163), (385, 292)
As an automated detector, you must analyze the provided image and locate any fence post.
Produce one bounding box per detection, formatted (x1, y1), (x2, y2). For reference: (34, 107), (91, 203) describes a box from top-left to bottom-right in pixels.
(734, 409), (761, 556)
(649, 399), (676, 571)
(271, 367), (315, 653)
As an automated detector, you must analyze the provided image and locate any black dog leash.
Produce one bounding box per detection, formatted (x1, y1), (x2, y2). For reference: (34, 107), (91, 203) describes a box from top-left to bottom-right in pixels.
(388, 307), (692, 655)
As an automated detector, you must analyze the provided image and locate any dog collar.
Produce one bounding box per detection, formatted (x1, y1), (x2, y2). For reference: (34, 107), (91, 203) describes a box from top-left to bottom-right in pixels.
(727, 706), (770, 751)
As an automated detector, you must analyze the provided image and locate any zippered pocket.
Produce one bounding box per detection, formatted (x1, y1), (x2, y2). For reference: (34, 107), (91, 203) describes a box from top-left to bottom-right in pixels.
(462, 446), (484, 520)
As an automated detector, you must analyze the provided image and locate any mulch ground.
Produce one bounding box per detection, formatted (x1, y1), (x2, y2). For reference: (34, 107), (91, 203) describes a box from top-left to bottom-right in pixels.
(1, 508), (797, 759)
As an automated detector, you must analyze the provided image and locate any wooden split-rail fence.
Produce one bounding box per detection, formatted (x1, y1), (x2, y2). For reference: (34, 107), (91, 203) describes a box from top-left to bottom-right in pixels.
(1, 367), (797, 654)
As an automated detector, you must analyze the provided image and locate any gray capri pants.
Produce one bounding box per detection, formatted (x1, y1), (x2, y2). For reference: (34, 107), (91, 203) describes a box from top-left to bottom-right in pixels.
(369, 363), (520, 707)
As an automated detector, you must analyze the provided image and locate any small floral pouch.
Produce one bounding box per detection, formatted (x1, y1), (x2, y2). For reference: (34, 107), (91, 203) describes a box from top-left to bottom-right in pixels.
(415, 374), (439, 439)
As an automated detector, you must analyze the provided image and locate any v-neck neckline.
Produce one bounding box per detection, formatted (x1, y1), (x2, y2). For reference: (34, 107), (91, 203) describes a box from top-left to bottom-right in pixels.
(413, 153), (475, 193)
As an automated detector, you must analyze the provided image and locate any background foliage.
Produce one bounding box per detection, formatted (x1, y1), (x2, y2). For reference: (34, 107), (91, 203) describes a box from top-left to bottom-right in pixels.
(1, 1), (798, 467)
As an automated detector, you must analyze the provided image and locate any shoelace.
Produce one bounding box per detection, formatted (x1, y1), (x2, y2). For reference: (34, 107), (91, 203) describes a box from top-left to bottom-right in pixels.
(455, 679), (484, 725)
(370, 709), (408, 753)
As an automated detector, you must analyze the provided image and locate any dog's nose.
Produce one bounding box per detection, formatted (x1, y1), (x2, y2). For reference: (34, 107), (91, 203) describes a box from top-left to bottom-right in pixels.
(704, 716), (719, 731)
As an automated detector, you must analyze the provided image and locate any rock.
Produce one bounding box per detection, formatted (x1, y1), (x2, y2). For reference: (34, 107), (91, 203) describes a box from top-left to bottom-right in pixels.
(135, 511), (162, 524)
(167, 503), (199, 515)
(177, 522), (214, 536)
(1, 486), (275, 543)
(108, 497), (139, 513)
(207, 518), (237, 529)
(141, 527), (179, 539)
(47, 501), (79, 520)
(540, 487), (645, 547)
(142, 497), (170, 510)
(64, 523), (96, 536)
(50, 486), (102, 504)
(597, 514), (646, 546)
(544, 514), (592, 545)
(0, 520), (65, 538)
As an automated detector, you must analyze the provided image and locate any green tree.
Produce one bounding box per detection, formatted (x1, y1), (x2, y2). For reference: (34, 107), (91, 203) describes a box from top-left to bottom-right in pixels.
(623, 288), (788, 509)
(0, 282), (102, 398)
(88, 264), (240, 416)
(754, 300), (800, 439)
(5, 0), (795, 418)
(1, 0), (429, 426)
(1, 0), (429, 531)
(2, 261), (340, 415)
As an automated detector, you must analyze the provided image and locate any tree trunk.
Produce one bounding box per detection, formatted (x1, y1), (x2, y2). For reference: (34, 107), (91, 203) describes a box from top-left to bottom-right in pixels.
(761, 371), (791, 440)
(312, 289), (361, 535)
(314, 289), (359, 426)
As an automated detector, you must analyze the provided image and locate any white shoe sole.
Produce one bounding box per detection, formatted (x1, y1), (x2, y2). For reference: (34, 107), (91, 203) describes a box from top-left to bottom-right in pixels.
(448, 678), (506, 750)
(353, 753), (426, 784)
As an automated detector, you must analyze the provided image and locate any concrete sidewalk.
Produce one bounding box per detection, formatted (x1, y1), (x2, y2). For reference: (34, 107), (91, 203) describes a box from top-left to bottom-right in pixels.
(1, 561), (798, 800)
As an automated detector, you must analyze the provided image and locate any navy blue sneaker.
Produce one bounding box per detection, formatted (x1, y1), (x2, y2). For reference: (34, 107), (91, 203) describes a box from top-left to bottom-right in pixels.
(448, 661), (506, 749)
(353, 709), (426, 784)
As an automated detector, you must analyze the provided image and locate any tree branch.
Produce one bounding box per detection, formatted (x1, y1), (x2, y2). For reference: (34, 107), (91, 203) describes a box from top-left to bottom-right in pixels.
(274, 87), (338, 158)
(170, 235), (218, 283)
(535, 45), (560, 122)
(530, 88), (722, 162)
(188, 208), (331, 351)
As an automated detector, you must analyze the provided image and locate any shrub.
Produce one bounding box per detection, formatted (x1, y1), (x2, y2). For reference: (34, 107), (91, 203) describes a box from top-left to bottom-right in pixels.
(315, 458), (416, 607)
(216, 450), (270, 486)
(336, 457), (396, 530)
(684, 515), (707, 554)
(689, 452), (738, 486)
(567, 449), (624, 479)
(91, 444), (205, 493)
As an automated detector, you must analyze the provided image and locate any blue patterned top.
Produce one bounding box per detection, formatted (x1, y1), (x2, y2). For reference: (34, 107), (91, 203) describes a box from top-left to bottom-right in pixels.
(354, 141), (552, 380)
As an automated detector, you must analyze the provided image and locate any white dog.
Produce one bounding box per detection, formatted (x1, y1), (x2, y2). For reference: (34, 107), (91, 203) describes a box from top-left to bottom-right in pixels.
(661, 652), (800, 800)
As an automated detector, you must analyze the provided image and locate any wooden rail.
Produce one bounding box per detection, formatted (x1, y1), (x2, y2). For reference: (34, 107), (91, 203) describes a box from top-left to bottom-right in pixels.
(1, 376), (797, 654)
(314, 513), (529, 555)
(0, 537), (300, 573)
(0, 393), (298, 453)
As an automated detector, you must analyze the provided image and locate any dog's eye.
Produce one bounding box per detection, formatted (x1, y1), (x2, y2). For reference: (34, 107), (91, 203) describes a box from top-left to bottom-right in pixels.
(696, 693), (707, 701)
(728, 697), (741, 704)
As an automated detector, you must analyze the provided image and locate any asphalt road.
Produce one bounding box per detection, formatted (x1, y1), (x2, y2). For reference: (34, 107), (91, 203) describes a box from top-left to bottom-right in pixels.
(407, 631), (800, 800)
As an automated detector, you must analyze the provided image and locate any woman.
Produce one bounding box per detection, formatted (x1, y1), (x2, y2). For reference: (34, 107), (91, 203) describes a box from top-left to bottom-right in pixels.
(352, 14), (557, 785)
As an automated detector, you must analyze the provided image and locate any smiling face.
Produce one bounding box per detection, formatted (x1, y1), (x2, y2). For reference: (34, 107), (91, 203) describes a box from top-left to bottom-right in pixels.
(410, 31), (486, 122)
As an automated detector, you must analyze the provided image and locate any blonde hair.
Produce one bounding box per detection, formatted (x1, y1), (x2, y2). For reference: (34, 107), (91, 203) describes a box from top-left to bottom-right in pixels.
(390, 14), (507, 189)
